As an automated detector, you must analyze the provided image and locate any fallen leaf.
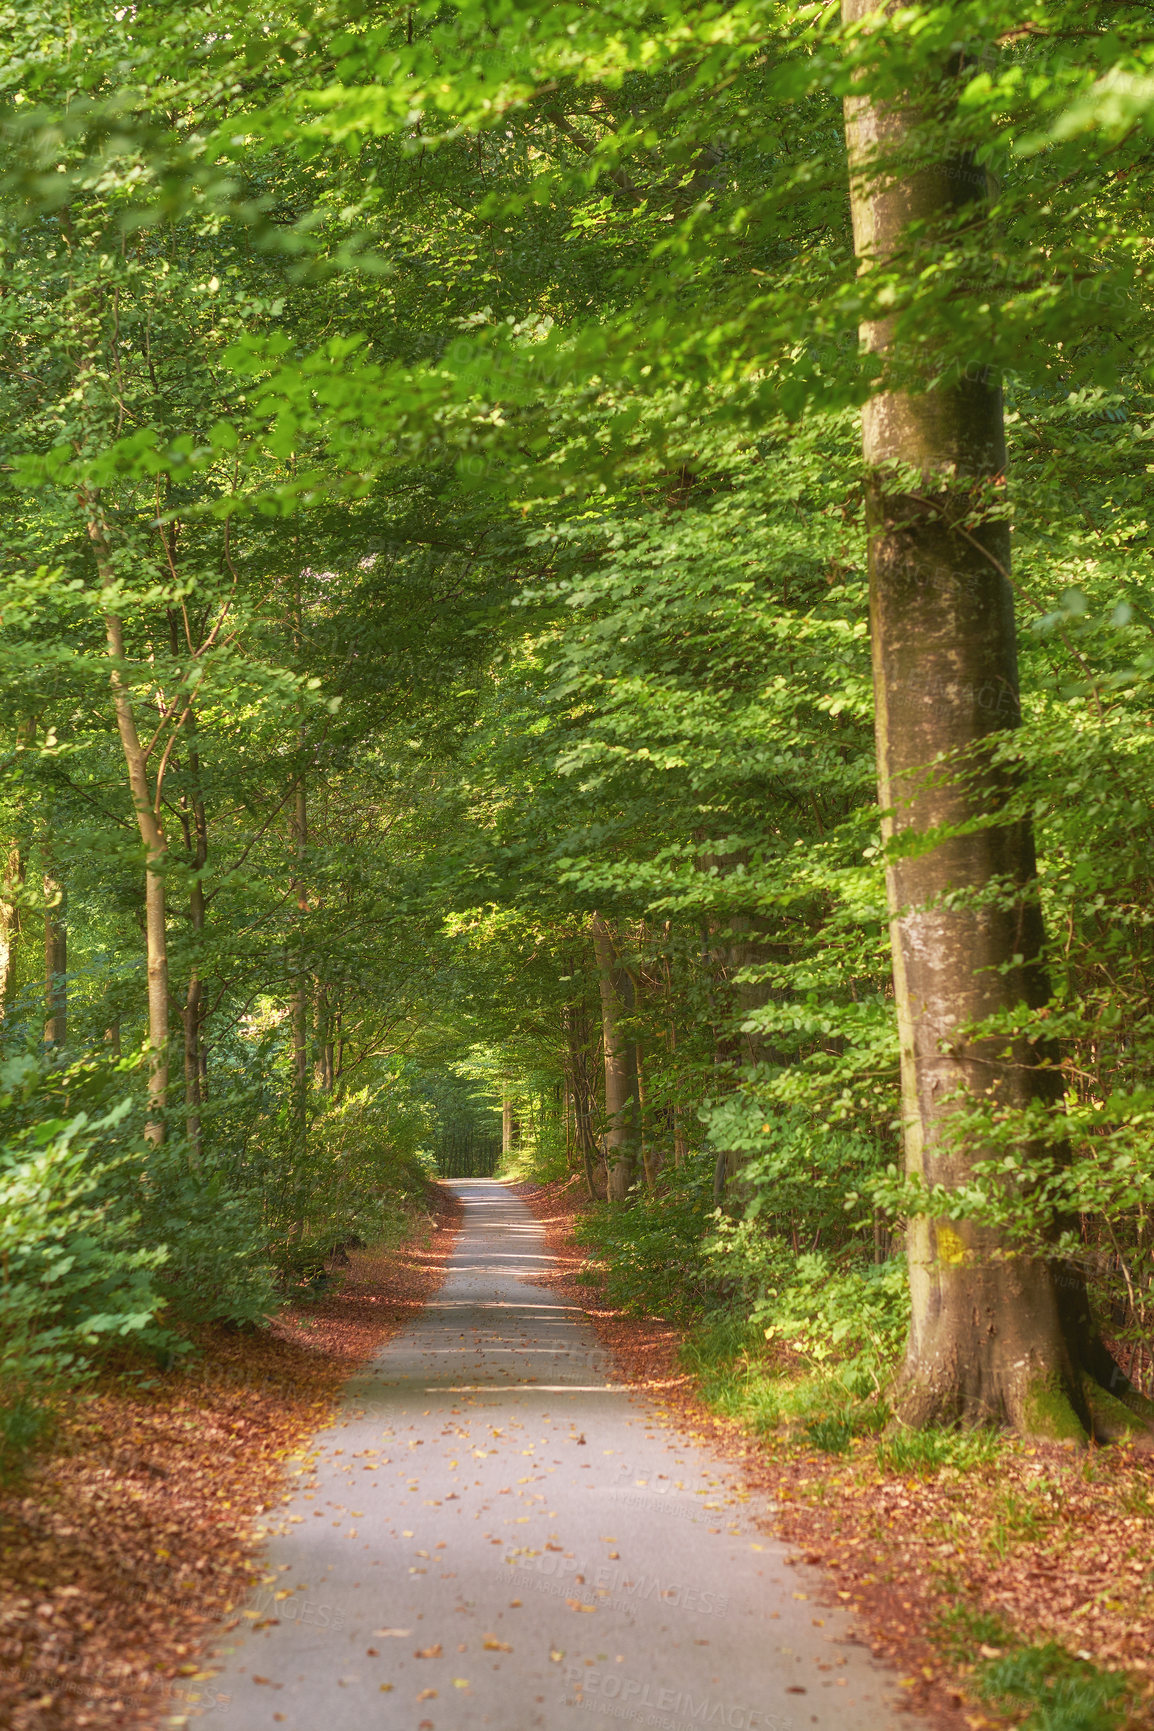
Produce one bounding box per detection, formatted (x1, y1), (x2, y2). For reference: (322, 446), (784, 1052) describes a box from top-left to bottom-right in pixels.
(374, 1629), (412, 1638)
(415, 1644), (443, 1659)
(483, 1637), (512, 1652)
(566, 1599), (596, 1613)
(417, 1687), (437, 1700)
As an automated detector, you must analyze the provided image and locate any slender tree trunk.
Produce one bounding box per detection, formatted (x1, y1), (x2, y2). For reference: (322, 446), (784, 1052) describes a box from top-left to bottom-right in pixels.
(314, 984), (335, 1090)
(43, 871), (67, 1049)
(591, 913), (639, 1202)
(174, 687), (210, 1164)
(842, 6), (1145, 1439)
(0, 844), (24, 1019)
(635, 1041), (658, 1187)
(564, 996), (603, 1199)
(89, 501), (168, 1143)
(181, 816), (206, 1164)
(562, 1073), (572, 1170)
(289, 775), (308, 1149)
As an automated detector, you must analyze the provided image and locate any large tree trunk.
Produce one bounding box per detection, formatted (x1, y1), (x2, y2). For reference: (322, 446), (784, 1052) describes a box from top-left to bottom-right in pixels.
(591, 914), (639, 1202)
(842, 6), (1146, 1440)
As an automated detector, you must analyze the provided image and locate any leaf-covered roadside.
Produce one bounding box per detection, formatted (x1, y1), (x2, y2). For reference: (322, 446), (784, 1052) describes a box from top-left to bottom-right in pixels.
(0, 1184), (461, 1731)
(513, 1178), (1154, 1731)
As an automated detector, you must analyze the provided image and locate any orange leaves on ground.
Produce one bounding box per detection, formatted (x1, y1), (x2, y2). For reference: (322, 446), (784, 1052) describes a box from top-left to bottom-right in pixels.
(0, 1186), (462, 1731)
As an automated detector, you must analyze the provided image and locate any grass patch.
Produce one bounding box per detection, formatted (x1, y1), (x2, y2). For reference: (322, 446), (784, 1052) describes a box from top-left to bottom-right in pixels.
(978, 1643), (1132, 1731)
(934, 1607), (1134, 1731)
(877, 1423), (1004, 1477)
(677, 1313), (887, 1445)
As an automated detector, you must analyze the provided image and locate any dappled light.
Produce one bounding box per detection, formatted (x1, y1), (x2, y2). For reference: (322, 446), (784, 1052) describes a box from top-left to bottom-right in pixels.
(1, 2), (1152, 1728)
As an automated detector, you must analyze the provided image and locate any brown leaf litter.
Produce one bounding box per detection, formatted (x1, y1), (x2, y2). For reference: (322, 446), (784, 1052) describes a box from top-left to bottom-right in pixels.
(0, 1183), (462, 1731)
(510, 1174), (1154, 1731)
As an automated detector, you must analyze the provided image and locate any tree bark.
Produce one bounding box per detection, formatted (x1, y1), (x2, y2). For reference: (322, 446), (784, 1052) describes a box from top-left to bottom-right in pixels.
(88, 504), (169, 1144)
(842, 5), (1146, 1439)
(289, 774), (308, 1151)
(0, 843), (24, 1020)
(180, 776), (207, 1164)
(43, 870), (67, 1049)
(564, 994), (603, 1199)
(591, 913), (640, 1202)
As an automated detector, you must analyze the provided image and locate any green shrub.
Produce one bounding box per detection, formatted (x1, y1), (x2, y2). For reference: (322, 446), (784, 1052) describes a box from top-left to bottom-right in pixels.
(0, 1085), (171, 1475)
(576, 1153), (723, 1321)
(244, 1081), (437, 1282)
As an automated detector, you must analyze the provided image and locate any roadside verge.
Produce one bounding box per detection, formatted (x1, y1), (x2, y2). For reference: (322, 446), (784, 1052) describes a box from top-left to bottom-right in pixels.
(509, 1175), (1154, 1731)
(0, 1183), (462, 1731)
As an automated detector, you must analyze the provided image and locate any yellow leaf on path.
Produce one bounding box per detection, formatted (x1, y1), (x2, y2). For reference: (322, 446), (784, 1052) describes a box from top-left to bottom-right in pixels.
(549, 1650), (564, 1663)
(483, 1637), (512, 1652)
(373, 1629), (411, 1638)
(379, 1684), (393, 1693)
(415, 1645), (442, 1659)
(417, 1688), (437, 1701)
(566, 1599), (596, 1613)
(453, 1678), (470, 1688)
(792, 1592), (808, 1600)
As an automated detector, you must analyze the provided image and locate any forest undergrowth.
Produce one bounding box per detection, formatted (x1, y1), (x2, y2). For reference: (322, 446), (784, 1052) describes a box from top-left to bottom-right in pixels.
(513, 1174), (1154, 1731)
(0, 1185), (461, 1731)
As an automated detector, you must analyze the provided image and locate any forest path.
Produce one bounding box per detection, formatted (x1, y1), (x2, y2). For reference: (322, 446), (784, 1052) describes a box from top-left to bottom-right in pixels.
(202, 1181), (920, 1731)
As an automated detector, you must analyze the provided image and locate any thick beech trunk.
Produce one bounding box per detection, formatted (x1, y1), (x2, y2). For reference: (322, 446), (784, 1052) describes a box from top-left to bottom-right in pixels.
(591, 913), (639, 1202)
(843, 5), (1146, 1439)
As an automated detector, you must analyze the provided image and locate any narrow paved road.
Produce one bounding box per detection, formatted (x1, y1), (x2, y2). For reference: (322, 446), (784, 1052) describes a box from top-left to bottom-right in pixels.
(203, 1181), (916, 1731)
